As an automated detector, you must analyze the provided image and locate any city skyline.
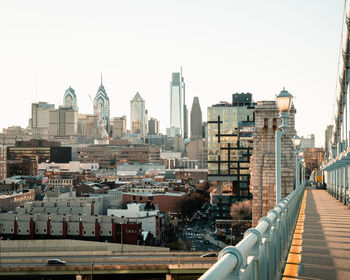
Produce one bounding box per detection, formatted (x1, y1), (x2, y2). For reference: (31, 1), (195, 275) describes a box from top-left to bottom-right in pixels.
(0, 0), (345, 146)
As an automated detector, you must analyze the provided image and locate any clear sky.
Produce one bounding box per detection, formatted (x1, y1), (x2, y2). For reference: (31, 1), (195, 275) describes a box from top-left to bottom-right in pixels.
(0, 0), (345, 146)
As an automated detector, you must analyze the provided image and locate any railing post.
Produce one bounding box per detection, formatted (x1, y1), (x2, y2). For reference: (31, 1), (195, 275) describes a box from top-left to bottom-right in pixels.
(243, 228), (262, 280)
(267, 208), (280, 280)
(258, 217), (273, 280)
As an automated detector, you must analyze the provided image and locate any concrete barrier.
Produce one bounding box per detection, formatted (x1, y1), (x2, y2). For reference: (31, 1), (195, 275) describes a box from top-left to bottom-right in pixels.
(0, 239), (169, 252)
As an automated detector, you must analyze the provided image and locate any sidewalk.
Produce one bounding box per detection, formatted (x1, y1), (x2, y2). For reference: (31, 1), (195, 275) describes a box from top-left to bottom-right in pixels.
(284, 188), (350, 280)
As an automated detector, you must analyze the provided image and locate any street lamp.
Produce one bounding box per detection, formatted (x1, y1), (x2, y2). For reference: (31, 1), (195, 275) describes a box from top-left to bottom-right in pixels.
(275, 88), (294, 204)
(293, 135), (302, 189)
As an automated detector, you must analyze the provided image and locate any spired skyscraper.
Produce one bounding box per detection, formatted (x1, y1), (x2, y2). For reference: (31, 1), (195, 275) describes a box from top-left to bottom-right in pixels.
(167, 70), (187, 138)
(93, 77), (110, 135)
(63, 87), (78, 111)
(190, 96), (202, 139)
(130, 92), (147, 137)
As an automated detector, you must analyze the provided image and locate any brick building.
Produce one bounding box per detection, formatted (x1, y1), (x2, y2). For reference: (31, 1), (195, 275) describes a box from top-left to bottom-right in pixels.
(303, 147), (325, 175)
(0, 213), (141, 244)
(0, 189), (35, 212)
(0, 145), (7, 181)
(7, 158), (38, 177)
(122, 191), (186, 213)
(115, 145), (162, 165)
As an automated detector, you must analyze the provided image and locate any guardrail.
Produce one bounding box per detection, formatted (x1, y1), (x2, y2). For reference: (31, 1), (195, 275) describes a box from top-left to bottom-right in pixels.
(199, 183), (305, 280)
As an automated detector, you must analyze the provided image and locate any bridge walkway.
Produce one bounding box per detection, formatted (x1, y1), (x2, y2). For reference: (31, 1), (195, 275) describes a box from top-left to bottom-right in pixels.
(283, 188), (350, 280)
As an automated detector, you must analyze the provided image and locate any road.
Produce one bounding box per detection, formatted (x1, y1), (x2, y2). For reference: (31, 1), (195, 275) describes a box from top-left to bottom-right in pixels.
(0, 251), (217, 267)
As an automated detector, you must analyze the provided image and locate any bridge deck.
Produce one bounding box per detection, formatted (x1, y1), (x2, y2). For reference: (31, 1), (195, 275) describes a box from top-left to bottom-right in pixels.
(284, 188), (350, 280)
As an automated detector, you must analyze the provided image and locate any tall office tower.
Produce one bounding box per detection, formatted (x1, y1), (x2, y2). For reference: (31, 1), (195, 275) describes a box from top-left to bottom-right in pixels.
(63, 87), (78, 111)
(30, 102), (55, 139)
(148, 118), (160, 135)
(0, 145), (7, 181)
(93, 79), (110, 135)
(49, 106), (77, 137)
(181, 71), (188, 139)
(190, 96), (202, 139)
(168, 72), (185, 137)
(110, 116), (127, 139)
(130, 92), (146, 137)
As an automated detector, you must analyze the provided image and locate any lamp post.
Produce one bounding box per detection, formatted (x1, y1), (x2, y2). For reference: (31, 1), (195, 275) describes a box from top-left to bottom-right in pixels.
(299, 150), (304, 185)
(293, 135), (301, 189)
(275, 88), (294, 204)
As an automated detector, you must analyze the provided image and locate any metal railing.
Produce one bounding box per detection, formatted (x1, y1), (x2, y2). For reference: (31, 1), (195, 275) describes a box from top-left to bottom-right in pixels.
(199, 183), (305, 280)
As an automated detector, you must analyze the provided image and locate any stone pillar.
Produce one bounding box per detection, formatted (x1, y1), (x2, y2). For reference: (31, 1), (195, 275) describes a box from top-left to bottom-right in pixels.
(250, 101), (296, 226)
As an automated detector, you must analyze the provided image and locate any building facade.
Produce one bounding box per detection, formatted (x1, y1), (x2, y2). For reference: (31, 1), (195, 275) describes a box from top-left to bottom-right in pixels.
(30, 102), (55, 139)
(207, 93), (255, 219)
(190, 96), (203, 139)
(148, 118), (160, 135)
(130, 92), (146, 137)
(49, 106), (78, 137)
(186, 139), (207, 169)
(110, 116), (127, 139)
(8, 140), (71, 164)
(300, 134), (315, 149)
(0, 212), (141, 244)
(0, 146), (7, 181)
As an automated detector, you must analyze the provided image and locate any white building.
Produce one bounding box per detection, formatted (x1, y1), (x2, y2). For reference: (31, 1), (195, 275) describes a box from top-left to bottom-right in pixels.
(38, 161), (99, 174)
(108, 202), (161, 240)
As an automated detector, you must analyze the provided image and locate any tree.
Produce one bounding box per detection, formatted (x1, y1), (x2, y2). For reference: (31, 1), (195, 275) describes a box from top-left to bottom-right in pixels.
(180, 197), (201, 218)
(230, 200), (252, 244)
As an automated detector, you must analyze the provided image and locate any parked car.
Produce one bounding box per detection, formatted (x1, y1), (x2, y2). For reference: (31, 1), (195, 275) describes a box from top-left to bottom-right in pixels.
(46, 259), (66, 265)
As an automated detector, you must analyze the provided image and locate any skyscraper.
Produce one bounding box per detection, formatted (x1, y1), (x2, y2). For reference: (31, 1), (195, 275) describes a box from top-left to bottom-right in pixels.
(168, 71), (186, 137)
(49, 106), (77, 137)
(93, 78), (110, 135)
(190, 96), (202, 139)
(30, 102), (55, 139)
(148, 118), (160, 135)
(130, 92), (146, 137)
(63, 87), (78, 111)
(110, 116), (127, 139)
(182, 71), (188, 139)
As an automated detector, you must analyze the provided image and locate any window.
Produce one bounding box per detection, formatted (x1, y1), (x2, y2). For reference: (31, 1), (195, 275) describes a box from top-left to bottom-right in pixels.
(92, 231), (94, 234)
(44, 229), (46, 233)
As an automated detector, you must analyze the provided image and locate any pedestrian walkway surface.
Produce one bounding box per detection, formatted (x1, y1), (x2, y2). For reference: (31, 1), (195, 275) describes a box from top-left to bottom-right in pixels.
(285, 188), (350, 280)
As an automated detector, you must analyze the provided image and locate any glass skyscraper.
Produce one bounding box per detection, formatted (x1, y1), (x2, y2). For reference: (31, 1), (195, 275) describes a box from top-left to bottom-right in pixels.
(168, 72), (186, 137)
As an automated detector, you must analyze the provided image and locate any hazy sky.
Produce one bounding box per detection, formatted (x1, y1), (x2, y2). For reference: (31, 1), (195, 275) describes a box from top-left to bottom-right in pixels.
(0, 0), (345, 146)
